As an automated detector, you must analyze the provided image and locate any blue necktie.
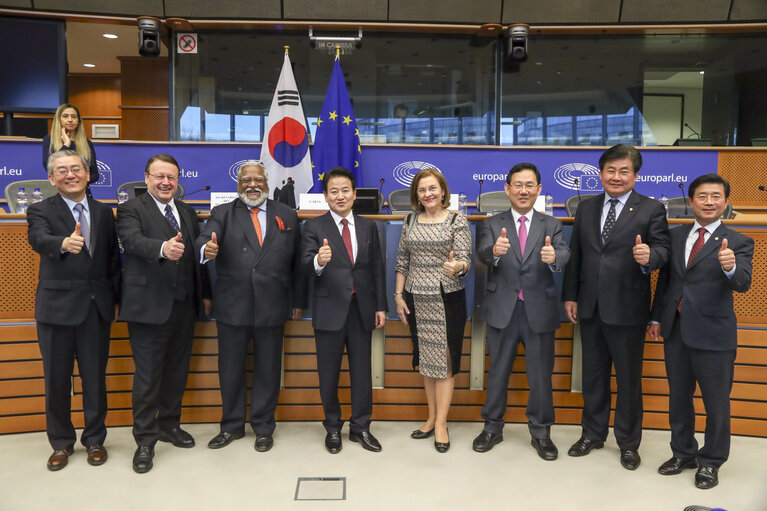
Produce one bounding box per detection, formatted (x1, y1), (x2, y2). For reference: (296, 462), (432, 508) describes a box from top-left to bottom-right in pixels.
(165, 204), (181, 232)
(600, 199), (618, 246)
(74, 203), (91, 252)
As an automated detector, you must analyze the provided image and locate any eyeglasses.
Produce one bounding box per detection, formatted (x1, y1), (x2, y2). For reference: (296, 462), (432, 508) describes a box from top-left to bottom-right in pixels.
(508, 182), (539, 191)
(239, 177), (267, 185)
(148, 173), (178, 183)
(51, 167), (85, 177)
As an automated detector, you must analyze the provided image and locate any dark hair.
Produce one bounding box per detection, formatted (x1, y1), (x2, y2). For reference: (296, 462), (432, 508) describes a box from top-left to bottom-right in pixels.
(145, 154), (180, 175)
(688, 173), (730, 198)
(322, 166), (356, 192)
(507, 162), (540, 185)
(410, 168), (450, 212)
(599, 144), (642, 173)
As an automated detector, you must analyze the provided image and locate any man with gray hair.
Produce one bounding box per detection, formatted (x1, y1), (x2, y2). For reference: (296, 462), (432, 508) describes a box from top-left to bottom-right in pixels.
(196, 160), (306, 451)
(28, 150), (120, 470)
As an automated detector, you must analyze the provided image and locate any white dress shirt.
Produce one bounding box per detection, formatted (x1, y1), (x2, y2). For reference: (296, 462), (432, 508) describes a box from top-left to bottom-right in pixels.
(314, 210), (357, 274)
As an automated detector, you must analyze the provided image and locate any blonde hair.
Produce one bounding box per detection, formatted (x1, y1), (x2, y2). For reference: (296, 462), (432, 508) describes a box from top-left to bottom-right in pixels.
(49, 104), (91, 165)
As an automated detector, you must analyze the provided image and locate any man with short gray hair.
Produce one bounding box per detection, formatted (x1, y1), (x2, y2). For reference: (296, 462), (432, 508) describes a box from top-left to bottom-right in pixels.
(196, 161), (306, 452)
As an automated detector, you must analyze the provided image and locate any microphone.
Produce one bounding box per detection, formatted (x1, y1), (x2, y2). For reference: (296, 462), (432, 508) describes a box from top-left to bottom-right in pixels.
(684, 122), (702, 140)
(759, 186), (767, 192)
(574, 178), (581, 203)
(678, 183), (688, 216)
(378, 178), (385, 212)
(181, 185), (211, 199)
(476, 179), (485, 215)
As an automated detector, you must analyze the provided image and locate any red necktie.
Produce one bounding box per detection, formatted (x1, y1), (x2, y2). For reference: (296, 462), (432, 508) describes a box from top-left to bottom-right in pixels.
(341, 218), (354, 263)
(518, 216), (527, 300)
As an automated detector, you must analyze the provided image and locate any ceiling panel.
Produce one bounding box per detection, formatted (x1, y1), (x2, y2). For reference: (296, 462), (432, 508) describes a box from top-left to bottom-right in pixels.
(730, 0), (767, 21)
(621, 0), (731, 23)
(34, 0), (163, 17)
(284, 0), (386, 20)
(389, 0), (502, 23)
(503, 0), (620, 24)
(165, 0), (281, 19)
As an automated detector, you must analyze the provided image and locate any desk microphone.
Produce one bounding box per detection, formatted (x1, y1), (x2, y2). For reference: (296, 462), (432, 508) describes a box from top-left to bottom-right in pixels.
(181, 185), (211, 199)
(573, 178), (581, 203)
(476, 179), (485, 215)
(378, 178), (385, 212)
(678, 183), (688, 216)
(684, 122), (702, 140)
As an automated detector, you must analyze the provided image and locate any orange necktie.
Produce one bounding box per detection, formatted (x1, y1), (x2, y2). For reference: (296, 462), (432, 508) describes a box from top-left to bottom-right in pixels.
(250, 208), (263, 245)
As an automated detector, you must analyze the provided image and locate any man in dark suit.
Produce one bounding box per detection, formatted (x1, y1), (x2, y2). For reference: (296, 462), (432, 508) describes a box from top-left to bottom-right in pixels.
(28, 150), (120, 471)
(562, 144), (670, 470)
(197, 161), (306, 452)
(648, 174), (752, 489)
(117, 154), (211, 474)
(301, 167), (387, 454)
(473, 163), (569, 460)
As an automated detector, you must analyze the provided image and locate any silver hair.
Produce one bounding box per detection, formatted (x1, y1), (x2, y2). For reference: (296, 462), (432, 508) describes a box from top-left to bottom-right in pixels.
(236, 160), (268, 181)
(47, 149), (87, 175)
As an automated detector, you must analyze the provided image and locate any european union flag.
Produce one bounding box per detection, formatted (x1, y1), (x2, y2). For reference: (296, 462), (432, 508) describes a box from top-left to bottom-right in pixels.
(309, 57), (361, 192)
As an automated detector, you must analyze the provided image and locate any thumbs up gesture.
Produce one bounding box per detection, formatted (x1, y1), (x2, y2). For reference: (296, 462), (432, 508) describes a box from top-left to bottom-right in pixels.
(317, 238), (332, 266)
(204, 232), (219, 260)
(718, 237), (735, 271)
(62, 221), (85, 253)
(540, 235), (556, 264)
(443, 250), (465, 277)
(493, 227), (511, 257)
(633, 234), (650, 265)
(163, 232), (185, 260)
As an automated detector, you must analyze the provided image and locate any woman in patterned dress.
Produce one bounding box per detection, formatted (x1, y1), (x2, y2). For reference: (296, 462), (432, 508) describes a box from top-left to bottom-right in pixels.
(394, 168), (472, 453)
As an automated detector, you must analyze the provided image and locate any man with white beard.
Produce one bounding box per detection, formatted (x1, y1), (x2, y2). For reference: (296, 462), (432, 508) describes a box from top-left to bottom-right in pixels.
(196, 160), (306, 452)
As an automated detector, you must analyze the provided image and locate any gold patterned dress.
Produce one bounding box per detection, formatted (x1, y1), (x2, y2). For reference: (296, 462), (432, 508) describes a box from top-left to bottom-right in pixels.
(395, 212), (472, 378)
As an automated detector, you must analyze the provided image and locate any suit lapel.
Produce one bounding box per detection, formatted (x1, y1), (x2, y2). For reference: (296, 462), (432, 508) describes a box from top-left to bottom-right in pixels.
(142, 193), (177, 239)
(522, 211), (545, 262)
(234, 199), (262, 254)
(323, 212), (353, 266)
(261, 200), (279, 249)
(675, 224), (693, 270)
(86, 197), (101, 255)
(501, 210), (523, 262)
(604, 191), (640, 245)
(688, 224), (726, 271)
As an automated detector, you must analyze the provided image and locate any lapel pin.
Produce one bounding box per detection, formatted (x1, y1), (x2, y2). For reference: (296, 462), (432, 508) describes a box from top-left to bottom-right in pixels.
(714, 237), (719, 241)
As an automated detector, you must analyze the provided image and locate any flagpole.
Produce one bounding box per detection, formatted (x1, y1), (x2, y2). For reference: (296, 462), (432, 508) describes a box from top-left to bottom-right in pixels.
(335, 45), (340, 60)
(284, 45), (290, 55)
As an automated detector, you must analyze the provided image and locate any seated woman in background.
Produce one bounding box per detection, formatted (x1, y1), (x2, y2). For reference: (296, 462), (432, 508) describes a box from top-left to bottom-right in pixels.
(43, 103), (98, 194)
(394, 168), (472, 453)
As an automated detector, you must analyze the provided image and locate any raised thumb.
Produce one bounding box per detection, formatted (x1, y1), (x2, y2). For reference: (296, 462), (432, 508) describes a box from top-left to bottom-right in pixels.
(323, 238), (329, 247)
(74, 222), (81, 236)
(636, 234), (642, 246)
(720, 238), (728, 252)
(211, 232), (217, 243)
(501, 227), (507, 238)
(449, 250), (455, 261)
(545, 235), (551, 246)
(174, 232), (182, 242)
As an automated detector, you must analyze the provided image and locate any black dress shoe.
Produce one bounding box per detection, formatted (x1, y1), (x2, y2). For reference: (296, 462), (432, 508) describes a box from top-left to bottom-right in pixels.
(620, 449), (641, 470)
(472, 430), (503, 453)
(132, 445), (154, 474)
(158, 427), (195, 448)
(254, 434), (273, 452)
(567, 437), (604, 457)
(325, 431), (342, 454)
(208, 431), (244, 449)
(411, 428), (435, 440)
(47, 447), (74, 471)
(658, 456), (698, 475)
(695, 466), (719, 489)
(349, 430), (382, 452)
(434, 428), (450, 453)
(531, 437), (558, 461)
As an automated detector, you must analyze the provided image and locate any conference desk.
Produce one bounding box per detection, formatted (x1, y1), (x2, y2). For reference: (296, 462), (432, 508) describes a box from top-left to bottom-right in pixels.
(1, 213), (765, 437)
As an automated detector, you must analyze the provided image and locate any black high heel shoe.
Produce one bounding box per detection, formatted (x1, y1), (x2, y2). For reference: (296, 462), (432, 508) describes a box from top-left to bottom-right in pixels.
(411, 428), (435, 439)
(434, 428), (450, 453)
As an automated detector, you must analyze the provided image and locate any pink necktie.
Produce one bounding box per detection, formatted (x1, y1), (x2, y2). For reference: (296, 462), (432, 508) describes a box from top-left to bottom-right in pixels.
(518, 216), (527, 300)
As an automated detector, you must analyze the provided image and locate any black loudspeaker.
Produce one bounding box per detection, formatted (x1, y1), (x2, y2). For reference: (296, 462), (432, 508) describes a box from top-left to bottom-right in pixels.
(505, 24), (529, 63)
(352, 188), (381, 215)
(138, 17), (161, 57)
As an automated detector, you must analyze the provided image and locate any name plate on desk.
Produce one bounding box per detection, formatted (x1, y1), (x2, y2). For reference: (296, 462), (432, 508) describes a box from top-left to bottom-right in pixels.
(299, 193), (329, 210)
(210, 192), (238, 209)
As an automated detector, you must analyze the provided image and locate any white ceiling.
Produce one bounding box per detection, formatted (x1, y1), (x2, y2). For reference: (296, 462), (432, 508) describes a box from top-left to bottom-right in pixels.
(66, 21), (168, 74)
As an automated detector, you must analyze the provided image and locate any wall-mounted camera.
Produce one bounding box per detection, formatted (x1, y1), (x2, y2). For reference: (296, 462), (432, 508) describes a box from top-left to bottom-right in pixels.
(505, 24), (529, 63)
(138, 17), (162, 57)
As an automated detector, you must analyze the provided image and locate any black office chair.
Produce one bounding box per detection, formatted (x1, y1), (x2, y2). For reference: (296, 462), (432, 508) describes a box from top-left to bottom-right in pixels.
(565, 193), (601, 216)
(667, 197), (734, 219)
(387, 188), (412, 215)
(4, 180), (58, 213)
(116, 181), (185, 201)
(476, 191), (510, 215)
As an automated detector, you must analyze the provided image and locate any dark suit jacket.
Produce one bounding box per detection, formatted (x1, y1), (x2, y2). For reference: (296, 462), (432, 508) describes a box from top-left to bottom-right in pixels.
(117, 192), (210, 324)
(195, 198), (306, 327)
(42, 134), (98, 185)
(562, 191), (670, 326)
(651, 224), (753, 351)
(27, 194), (120, 325)
(478, 210), (569, 333)
(301, 212), (387, 332)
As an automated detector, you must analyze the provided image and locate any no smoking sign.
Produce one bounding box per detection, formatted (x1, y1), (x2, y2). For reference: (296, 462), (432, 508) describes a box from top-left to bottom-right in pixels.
(177, 33), (198, 54)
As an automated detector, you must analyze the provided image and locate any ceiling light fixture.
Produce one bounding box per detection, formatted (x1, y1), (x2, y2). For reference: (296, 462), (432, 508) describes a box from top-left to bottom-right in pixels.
(103, 33), (118, 39)
(83, 63), (95, 68)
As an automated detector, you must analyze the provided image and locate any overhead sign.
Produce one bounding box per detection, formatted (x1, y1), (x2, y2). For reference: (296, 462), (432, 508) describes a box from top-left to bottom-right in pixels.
(177, 33), (197, 54)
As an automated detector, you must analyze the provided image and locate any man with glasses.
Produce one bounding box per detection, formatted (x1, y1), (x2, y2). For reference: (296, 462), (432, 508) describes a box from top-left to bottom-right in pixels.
(28, 150), (120, 470)
(473, 163), (569, 459)
(117, 153), (211, 473)
(196, 161), (305, 452)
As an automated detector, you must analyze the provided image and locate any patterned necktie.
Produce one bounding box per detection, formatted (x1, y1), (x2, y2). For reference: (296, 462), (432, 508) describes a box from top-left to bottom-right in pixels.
(518, 216), (527, 300)
(164, 204), (180, 232)
(600, 199), (619, 246)
(341, 218), (354, 263)
(74, 203), (91, 252)
(687, 227), (707, 267)
(250, 208), (263, 245)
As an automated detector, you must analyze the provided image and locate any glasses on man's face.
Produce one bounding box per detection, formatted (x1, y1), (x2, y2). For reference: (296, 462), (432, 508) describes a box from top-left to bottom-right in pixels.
(509, 182), (538, 191)
(51, 166), (85, 177)
(148, 173), (178, 183)
(239, 177), (267, 186)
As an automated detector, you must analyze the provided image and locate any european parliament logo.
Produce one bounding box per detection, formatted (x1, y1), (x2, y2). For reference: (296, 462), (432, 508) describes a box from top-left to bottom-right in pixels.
(228, 160), (252, 183)
(393, 161), (442, 187)
(553, 162), (601, 191)
(92, 160), (112, 187)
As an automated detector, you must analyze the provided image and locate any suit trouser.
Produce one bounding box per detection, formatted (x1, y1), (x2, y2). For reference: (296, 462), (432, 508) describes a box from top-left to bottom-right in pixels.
(314, 297), (373, 434)
(37, 301), (110, 450)
(579, 315), (645, 450)
(664, 318), (735, 468)
(128, 296), (195, 446)
(481, 300), (555, 438)
(216, 322), (284, 435)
